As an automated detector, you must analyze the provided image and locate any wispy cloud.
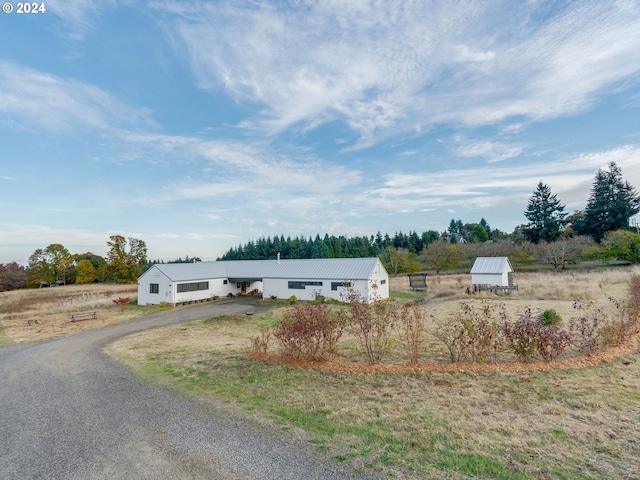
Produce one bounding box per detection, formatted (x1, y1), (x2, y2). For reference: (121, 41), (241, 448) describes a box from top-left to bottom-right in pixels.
(154, 1), (640, 148)
(0, 61), (154, 133)
(361, 145), (640, 214)
(46, 0), (117, 40)
(453, 140), (524, 163)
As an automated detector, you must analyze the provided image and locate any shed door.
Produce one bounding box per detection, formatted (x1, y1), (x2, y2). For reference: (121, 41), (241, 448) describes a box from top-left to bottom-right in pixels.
(508, 272), (514, 287)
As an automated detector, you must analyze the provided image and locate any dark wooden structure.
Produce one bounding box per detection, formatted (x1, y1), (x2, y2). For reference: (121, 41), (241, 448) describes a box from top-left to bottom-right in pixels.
(407, 273), (428, 290)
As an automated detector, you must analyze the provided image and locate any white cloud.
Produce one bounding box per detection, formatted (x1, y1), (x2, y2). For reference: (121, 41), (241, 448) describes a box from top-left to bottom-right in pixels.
(360, 144), (640, 214)
(154, 1), (640, 147)
(453, 140), (524, 163)
(0, 61), (154, 133)
(46, 0), (117, 40)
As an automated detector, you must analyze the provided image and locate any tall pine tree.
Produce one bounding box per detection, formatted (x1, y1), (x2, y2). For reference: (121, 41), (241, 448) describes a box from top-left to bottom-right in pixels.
(578, 162), (640, 242)
(523, 181), (566, 243)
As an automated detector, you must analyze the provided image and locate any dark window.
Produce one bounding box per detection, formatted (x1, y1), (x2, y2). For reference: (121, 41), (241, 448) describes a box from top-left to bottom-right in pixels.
(150, 283), (159, 294)
(288, 281), (323, 289)
(223, 279), (228, 285)
(177, 281), (209, 293)
(381, 279), (387, 285)
(331, 281), (352, 291)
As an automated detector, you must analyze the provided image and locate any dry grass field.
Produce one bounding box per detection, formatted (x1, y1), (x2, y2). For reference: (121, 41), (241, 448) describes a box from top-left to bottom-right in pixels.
(106, 266), (640, 479)
(0, 283), (139, 344)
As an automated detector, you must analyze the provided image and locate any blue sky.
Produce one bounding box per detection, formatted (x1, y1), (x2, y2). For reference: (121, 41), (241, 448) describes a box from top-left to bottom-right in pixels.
(2, 1), (640, 264)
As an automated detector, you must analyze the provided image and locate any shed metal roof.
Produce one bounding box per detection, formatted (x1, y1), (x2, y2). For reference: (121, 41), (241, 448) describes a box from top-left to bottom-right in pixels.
(144, 257), (384, 282)
(470, 257), (513, 274)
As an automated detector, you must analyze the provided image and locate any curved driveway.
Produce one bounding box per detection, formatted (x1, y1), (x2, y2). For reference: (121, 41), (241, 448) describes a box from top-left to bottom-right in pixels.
(0, 299), (372, 479)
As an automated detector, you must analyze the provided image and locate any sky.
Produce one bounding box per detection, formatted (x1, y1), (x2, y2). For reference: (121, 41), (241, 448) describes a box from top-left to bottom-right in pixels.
(2, 0), (640, 265)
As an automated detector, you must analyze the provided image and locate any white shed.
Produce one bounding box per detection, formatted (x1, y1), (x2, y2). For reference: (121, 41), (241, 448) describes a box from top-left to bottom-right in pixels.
(470, 257), (514, 288)
(137, 257), (388, 305)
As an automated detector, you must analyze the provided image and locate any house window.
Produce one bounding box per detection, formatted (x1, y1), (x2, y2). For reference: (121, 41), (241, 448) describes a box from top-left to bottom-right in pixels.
(177, 281), (209, 293)
(331, 281), (352, 291)
(381, 279), (387, 285)
(150, 283), (159, 294)
(223, 279), (228, 285)
(288, 281), (323, 289)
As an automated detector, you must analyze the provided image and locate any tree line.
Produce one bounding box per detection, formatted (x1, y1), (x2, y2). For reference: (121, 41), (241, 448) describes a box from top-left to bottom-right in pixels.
(1, 162), (638, 290)
(0, 235), (148, 290)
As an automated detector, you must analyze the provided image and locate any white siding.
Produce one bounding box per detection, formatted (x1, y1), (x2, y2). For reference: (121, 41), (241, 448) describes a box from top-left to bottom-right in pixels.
(471, 272), (508, 286)
(368, 259), (390, 301)
(138, 267), (173, 305)
(262, 278), (369, 301)
(138, 258), (389, 304)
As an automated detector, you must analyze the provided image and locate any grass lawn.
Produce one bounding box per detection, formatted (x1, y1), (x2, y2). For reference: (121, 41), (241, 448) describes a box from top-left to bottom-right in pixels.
(108, 267), (640, 479)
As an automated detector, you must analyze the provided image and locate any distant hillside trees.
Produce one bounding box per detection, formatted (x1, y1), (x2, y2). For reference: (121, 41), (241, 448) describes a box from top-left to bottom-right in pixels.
(523, 182), (566, 243)
(576, 162), (640, 242)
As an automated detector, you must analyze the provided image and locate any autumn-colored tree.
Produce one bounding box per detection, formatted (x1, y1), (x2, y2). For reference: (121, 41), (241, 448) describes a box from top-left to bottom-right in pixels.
(422, 240), (462, 274)
(112, 297), (131, 313)
(0, 262), (27, 291)
(27, 243), (71, 286)
(106, 235), (147, 282)
(75, 259), (98, 284)
(379, 246), (421, 275)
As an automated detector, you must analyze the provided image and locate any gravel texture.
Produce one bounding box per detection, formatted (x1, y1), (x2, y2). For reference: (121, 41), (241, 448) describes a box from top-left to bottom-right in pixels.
(0, 299), (377, 479)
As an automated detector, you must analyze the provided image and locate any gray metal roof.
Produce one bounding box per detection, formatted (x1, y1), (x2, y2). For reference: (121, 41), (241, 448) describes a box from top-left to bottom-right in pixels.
(470, 257), (513, 274)
(145, 257), (384, 282)
(144, 262), (228, 282)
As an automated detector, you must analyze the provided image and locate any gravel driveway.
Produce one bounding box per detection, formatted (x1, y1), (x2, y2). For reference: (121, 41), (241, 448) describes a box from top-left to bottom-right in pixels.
(0, 299), (374, 479)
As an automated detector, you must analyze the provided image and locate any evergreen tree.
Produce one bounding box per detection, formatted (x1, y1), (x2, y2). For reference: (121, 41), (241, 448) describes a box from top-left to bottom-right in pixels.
(578, 162), (640, 242)
(523, 182), (566, 243)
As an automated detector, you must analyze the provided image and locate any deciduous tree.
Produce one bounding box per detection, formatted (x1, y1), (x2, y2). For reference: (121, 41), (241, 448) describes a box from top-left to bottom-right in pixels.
(75, 259), (98, 284)
(0, 262), (27, 291)
(423, 240), (462, 274)
(106, 235), (147, 282)
(602, 230), (640, 264)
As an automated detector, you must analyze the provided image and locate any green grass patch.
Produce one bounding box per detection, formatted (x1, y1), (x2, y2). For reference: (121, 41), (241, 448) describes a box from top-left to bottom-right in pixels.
(111, 294), (640, 480)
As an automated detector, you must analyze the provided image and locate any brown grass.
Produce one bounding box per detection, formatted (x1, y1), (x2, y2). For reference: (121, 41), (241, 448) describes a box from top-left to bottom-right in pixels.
(0, 283), (139, 343)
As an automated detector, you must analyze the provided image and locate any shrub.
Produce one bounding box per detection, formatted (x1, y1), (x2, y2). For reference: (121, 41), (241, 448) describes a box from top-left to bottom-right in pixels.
(502, 308), (571, 361)
(602, 295), (640, 346)
(399, 303), (430, 364)
(288, 295), (298, 304)
(569, 299), (605, 354)
(630, 274), (640, 321)
(272, 302), (344, 360)
(250, 327), (271, 354)
(341, 287), (398, 364)
(542, 309), (563, 325)
(112, 296), (131, 313)
(436, 301), (507, 363)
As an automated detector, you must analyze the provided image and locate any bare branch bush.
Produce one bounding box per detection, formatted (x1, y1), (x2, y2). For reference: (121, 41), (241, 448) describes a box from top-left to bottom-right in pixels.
(250, 326), (271, 354)
(569, 299), (605, 354)
(503, 308), (571, 361)
(341, 286), (398, 364)
(436, 301), (507, 362)
(399, 302), (430, 364)
(272, 302), (344, 360)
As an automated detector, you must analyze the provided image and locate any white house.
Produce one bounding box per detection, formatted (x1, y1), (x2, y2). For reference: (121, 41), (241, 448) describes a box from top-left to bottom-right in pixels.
(470, 257), (514, 288)
(137, 257), (389, 305)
